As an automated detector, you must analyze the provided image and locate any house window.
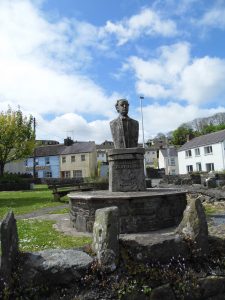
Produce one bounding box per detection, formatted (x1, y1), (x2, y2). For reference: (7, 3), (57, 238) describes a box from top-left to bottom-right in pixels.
(73, 170), (82, 178)
(64, 171), (71, 178)
(171, 169), (176, 175)
(204, 146), (213, 155)
(45, 157), (50, 165)
(81, 154), (85, 161)
(206, 163), (214, 172)
(196, 162), (202, 172)
(71, 155), (75, 162)
(185, 150), (192, 157)
(187, 165), (193, 173)
(35, 158), (39, 166)
(168, 157), (175, 166)
(25, 160), (28, 167)
(62, 156), (66, 163)
(45, 171), (52, 178)
(195, 148), (200, 156)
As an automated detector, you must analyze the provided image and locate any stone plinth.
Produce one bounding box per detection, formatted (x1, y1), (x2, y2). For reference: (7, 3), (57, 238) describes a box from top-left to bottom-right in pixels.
(68, 189), (187, 234)
(108, 147), (145, 192)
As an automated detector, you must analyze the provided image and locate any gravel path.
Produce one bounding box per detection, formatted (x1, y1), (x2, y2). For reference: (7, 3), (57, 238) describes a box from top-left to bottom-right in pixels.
(15, 204), (68, 220)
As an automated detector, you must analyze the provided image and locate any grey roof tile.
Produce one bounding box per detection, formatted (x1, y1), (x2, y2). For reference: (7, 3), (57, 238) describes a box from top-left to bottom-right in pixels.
(34, 141), (96, 157)
(178, 129), (225, 151)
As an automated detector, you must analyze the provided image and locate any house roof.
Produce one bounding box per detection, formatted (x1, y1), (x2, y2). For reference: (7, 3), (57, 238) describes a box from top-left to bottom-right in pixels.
(96, 140), (114, 150)
(159, 148), (177, 157)
(178, 129), (225, 152)
(34, 141), (96, 157)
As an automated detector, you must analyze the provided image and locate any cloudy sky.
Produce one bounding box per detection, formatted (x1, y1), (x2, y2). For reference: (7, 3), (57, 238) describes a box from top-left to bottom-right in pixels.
(1, 0), (225, 143)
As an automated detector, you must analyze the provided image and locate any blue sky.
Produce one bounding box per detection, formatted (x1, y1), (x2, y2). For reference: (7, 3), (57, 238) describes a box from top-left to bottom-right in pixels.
(1, 0), (225, 143)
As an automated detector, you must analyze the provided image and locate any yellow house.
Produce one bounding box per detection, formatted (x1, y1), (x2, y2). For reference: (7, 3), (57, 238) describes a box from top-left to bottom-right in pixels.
(60, 141), (97, 179)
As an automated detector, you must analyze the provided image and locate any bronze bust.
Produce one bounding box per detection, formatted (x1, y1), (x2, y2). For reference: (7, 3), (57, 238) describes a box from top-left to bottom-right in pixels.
(110, 99), (139, 148)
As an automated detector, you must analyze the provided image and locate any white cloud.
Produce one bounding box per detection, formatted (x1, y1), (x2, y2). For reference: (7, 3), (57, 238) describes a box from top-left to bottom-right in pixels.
(180, 56), (225, 104)
(104, 8), (178, 45)
(127, 42), (225, 105)
(0, 0), (118, 119)
(36, 113), (112, 143)
(142, 102), (225, 137)
(198, 7), (225, 29)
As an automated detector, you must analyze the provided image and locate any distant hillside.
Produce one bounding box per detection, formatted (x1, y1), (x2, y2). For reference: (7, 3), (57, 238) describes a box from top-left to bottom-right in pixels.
(181, 112), (225, 131)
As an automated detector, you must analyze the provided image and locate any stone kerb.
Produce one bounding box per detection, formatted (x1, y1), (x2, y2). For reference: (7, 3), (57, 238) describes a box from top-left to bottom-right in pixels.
(0, 211), (19, 283)
(92, 206), (119, 272)
(108, 147), (146, 192)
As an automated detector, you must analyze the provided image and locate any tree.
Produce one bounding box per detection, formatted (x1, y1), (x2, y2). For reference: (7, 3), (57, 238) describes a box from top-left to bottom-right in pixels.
(171, 126), (195, 146)
(0, 108), (35, 176)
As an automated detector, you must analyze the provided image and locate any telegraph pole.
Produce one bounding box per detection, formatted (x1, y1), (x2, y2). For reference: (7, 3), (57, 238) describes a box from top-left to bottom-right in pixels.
(33, 117), (36, 178)
(140, 96), (146, 176)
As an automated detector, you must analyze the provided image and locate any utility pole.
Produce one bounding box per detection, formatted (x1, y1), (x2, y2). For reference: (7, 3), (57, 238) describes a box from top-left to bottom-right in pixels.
(33, 117), (36, 178)
(140, 96), (146, 177)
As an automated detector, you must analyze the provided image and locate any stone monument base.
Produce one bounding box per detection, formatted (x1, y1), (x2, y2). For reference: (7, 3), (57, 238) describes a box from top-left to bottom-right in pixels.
(108, 148), (146, 192)
(68, 189), (187, 234)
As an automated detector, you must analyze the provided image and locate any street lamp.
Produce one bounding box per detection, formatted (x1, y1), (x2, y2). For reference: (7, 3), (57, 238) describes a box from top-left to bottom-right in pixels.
(139, 96), (146, 177)
(139, 96), (145, 149)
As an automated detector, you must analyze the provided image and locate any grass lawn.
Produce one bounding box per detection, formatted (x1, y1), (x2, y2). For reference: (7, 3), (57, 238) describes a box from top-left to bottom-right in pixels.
(17, 219), (92, 252)
(0, 184), (68, 219)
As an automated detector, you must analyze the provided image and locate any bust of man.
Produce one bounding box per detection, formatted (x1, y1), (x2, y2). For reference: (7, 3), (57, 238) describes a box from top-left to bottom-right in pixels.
(110, 99), (139, 148)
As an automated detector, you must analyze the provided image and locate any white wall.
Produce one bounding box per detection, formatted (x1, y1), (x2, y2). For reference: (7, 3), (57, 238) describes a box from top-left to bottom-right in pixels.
(178, 141), (225, 174)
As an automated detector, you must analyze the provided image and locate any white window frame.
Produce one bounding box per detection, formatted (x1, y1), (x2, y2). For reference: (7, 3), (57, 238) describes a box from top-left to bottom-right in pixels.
(64, 171), (71, 178)
(204, 146), (213, 155)
(185, 150), (192, 158)
(73, 170), (82, 178)
(195, 148), (200, 156)
(81, 154), (85, 161)
(62, 156), (66, 163)
(196, 162), (202, 172)
(187, 165), (193, 173)
(206, 163), (214, 172)
(71, 155), (75, 162)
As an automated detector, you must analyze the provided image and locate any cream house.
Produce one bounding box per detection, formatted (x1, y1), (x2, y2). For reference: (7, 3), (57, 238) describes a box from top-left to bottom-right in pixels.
(60, 141), (97, 178)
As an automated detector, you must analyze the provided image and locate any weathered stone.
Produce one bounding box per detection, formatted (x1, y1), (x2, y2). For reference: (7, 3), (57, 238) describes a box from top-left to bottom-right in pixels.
(108, 148), (146, 192)
(0, 211), (19, 283)
(69, 190), (187, 233)
(92, 206), (119, 272)
(20, 249), (93, 287)
(197, 276), (225, 299)
(150, 284), (176, 300)
(120, 228), (189, 263)
(176, 197), (209, 256)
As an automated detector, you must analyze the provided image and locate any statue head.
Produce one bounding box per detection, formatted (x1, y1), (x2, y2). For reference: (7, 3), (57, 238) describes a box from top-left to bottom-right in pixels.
(115, 99), (129, 117)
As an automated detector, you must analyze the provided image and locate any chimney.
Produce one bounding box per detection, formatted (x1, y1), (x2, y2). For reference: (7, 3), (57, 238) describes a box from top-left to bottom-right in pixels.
(64, 137), (73, 146)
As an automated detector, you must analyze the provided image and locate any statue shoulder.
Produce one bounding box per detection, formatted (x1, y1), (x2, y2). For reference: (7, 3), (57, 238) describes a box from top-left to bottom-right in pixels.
(110, 117), (119, 126)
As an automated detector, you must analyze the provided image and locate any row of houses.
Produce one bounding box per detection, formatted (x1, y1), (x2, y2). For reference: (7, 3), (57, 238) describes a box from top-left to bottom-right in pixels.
(5, 129), (225, 178)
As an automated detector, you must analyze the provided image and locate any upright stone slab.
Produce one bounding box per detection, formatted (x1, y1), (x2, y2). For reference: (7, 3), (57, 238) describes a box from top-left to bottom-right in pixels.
(92, 206), (119, 272)
(0, 211), (19, 282)
(176, 197), (209, 256)
(108, 148), (146, 192)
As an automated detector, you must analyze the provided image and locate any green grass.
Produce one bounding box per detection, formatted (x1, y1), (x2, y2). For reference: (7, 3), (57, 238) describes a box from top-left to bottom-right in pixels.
(0, 184), (68, 219)
(17, 219), (92, 252)
(204, 204), (218, 215)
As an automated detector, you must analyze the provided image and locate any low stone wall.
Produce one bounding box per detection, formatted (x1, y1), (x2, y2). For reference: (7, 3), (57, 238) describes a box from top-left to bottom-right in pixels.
(69, 189), (187, 233)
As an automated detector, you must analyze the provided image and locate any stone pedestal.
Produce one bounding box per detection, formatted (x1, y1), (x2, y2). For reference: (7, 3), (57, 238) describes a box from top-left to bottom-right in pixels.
(108, 147), (146, 192)
(69, 189), (187, 233)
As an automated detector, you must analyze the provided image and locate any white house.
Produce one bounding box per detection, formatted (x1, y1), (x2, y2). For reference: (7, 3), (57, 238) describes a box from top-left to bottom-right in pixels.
(158, 147), (179, 175)
(178, 129), (225, 174)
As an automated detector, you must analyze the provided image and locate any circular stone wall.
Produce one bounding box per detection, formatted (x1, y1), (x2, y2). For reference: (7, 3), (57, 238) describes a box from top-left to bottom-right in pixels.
(68, 189), (187, 234)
